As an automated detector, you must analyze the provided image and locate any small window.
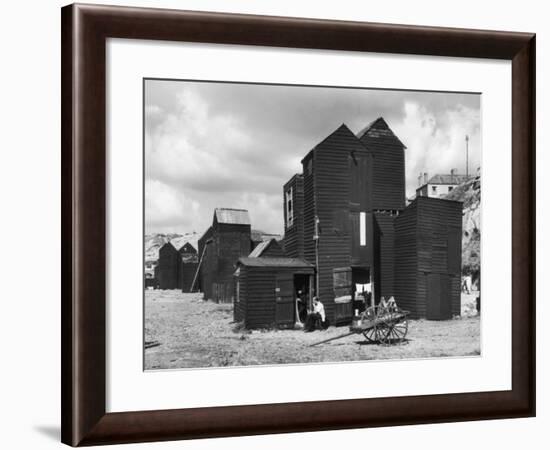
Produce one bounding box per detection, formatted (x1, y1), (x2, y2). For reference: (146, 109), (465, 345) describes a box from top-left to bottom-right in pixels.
(448, 186), (453, 192)
(286, 187), (294, 228)
(431, 185), (437, 194)
(359, 212), (366, 246)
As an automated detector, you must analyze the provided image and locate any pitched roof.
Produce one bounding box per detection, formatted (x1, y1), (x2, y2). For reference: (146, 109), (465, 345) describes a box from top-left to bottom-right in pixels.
(248, 238), (283, 257)
(250, 229), (283, 243)
(214, 208), (251, 225)
(178, 242), (197, 254)
(425, 174), (471, 185)
(159, 241), (177, 253)
(237, 257), (314, 268)
(356, 117), (406, 148)
(300, 123), (367, 164)
(248, 240), (271, 257)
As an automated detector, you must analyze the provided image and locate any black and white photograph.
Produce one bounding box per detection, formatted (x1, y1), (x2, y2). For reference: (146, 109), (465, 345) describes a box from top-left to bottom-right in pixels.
(143, 79), (481, 370)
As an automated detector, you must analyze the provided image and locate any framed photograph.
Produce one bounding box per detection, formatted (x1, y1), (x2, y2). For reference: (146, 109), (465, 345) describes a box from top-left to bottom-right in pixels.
(61, 3), (535, 446)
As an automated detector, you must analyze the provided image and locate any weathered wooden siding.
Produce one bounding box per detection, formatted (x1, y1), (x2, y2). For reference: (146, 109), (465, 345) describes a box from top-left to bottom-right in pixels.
(212, 224), (251, 303)
(180, 262), (198, 293)
(302, 154), (316, 267)
(233, 267), (247, 322)
(358, 118), (406, 211)
(394, 197), (462, 319)
(394, 202), (419, 316)
(198, 227), (214, 295)
(237, 265), (313, 329)
(244, 268), (277, 328)
(416, 197), (462, 318)
(199, 222), (251, 303)
(374, 212), (396, 298)
(262, 242), (286, 258)
(157, 243), (179, 289)
(283, 174), (304, 259)
(313, 125), (369, 323)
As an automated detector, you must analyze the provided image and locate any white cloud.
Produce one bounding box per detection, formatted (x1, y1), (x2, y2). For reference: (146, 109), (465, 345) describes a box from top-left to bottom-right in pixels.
(393, 101), (481, 197)
(145, 80), (481, 236)
(145, 179), (201, 233)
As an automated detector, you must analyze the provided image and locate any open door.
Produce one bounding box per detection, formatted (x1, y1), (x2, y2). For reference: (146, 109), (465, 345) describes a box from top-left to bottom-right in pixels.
(275, 273), (295, 327)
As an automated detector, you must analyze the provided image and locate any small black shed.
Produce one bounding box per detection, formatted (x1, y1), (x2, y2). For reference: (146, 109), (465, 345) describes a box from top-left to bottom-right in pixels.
(234, 257), (314, 329)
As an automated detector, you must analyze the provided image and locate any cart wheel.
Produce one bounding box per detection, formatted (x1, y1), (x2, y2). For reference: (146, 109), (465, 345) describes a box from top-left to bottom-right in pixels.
(362, 306), (381, 343)
(363, 327), (378, 343)
(374, 321), (392, 344)
(379, 311), (408, 345)
(362, 306), (391, 344)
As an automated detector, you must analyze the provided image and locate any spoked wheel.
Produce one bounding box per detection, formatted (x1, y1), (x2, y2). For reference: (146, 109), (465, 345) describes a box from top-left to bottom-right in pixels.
(363, 326), (380, 343)
(378, 311), (408, 345)
(361, 306), (391, 343)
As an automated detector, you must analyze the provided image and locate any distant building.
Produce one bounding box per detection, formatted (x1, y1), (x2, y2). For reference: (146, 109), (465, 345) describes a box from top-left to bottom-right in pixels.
(416, 169), (471, 199)
(155, 241), (198, 291)
(157, 242), (180, 289)
(198, 208), (252, 303)
(250, 229), (283, 252)
(248, 238), (285, 258)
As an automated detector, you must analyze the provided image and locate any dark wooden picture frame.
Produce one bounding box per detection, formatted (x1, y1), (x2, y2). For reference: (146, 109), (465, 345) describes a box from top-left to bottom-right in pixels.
(61, 3), (536, 446)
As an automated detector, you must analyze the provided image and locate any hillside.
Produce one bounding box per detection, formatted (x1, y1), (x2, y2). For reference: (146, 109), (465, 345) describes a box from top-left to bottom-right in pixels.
(445, 175), (481, 278)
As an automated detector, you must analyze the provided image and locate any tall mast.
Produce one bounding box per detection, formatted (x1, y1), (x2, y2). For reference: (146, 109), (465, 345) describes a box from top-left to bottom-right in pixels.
(465, 135), (469, 178)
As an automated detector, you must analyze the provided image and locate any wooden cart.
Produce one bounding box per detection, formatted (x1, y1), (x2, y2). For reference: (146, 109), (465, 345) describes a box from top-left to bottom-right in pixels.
(310, 305), (410, 347)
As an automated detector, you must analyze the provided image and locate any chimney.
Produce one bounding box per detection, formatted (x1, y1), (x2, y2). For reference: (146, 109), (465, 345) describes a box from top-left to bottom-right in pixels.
(450, 168), (457, 176)
(423, 172), (428, 184)
(418, 173), (423, 187)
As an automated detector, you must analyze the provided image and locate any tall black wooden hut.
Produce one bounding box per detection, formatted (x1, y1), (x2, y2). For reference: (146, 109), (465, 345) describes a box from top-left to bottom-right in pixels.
(283, 121), (405, 324)
(234, 257), (314, 328)
(198, 208), (252, 303)
(394, 196), (463, 319)
(282, 118), (461, 322)
(157, 242), (180, 289)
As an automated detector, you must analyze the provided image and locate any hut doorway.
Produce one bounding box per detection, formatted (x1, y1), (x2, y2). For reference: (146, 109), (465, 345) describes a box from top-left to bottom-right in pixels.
(275, 273), (312, 327)
(352, 267), (372, 311)
(294, 273), (312, 324)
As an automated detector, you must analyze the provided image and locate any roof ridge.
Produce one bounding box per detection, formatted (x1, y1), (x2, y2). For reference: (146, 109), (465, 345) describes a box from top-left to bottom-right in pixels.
(356, 117), (384, 139)
(357, 117), (406, 149)
(300, 122), (365, 164)
(215, 207), (248, 211)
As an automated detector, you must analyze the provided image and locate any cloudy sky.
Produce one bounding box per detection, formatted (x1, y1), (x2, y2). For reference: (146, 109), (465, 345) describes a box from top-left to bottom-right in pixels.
(145, 80), (480, 237)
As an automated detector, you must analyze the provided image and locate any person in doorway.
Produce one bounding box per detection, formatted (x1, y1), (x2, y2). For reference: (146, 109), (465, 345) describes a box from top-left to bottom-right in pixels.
(296, 290), (308, 323)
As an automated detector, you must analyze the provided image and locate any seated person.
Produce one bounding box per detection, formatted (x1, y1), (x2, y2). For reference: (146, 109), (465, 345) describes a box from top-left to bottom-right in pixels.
(304, 297), (330, 331)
